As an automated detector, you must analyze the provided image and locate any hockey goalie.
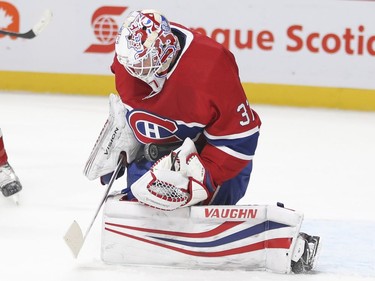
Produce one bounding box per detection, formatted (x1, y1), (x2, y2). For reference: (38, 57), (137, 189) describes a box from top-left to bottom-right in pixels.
(83, 9), (321, 274)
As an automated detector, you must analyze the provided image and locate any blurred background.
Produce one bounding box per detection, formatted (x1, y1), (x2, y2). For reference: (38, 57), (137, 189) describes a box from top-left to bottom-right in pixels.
(1, 0), (375, 110)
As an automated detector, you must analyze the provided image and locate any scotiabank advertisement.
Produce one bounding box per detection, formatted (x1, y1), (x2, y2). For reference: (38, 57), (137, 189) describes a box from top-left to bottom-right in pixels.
(1, 0), (375, 90)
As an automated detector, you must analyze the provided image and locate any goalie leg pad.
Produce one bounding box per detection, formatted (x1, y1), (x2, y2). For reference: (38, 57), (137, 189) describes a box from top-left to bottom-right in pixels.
(102, 199), (311, 274)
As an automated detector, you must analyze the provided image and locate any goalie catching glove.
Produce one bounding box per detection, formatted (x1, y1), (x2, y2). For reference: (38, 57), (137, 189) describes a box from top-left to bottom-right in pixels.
(83, 93), (141, 180)
(130, 138), (212, 211)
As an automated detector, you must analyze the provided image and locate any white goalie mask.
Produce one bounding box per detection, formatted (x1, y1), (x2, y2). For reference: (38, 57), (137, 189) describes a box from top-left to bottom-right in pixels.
(115, 10), (180, 94)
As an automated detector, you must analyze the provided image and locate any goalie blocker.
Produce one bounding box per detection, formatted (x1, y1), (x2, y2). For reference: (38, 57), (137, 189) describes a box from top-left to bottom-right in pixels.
(101, 195), (321, 274)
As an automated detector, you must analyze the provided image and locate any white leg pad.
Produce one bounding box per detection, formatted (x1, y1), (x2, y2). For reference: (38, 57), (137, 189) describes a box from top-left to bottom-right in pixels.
(101, 195), (304, 274)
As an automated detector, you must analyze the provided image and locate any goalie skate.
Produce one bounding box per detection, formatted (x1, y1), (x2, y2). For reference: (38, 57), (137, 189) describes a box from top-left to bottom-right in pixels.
(291, 232), (321, 273)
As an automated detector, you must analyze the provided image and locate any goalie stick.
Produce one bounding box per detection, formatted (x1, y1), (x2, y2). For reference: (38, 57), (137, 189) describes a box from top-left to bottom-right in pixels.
(63, 154), (125, 258)
(0, 9), (52, 39)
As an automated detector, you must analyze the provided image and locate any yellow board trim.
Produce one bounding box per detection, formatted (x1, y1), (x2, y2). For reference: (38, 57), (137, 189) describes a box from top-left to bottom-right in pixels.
(1, 71), (375, 111)
(243, 83), (375, 111)
(0, 71), (116, 96)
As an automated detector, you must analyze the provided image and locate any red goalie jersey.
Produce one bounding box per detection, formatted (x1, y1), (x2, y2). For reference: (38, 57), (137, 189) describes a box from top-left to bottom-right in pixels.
(111, 22), (261, 205)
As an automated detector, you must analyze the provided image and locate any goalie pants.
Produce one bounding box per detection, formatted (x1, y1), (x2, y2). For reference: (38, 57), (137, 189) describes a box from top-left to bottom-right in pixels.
(209, 160), (253, 205)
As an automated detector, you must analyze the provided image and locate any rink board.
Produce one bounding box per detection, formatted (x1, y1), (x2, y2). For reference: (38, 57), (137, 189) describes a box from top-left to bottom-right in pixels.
(101, 195), (304, 273)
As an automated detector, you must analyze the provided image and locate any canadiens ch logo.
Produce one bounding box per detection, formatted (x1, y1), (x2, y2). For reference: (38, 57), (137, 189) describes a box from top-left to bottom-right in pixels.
(128, 111), (182, 144)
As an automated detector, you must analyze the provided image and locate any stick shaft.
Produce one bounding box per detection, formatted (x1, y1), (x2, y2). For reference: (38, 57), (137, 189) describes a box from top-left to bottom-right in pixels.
(0, 9), (52, 39)
(0, 29), (35, 38)
(82, 154), (125, 241)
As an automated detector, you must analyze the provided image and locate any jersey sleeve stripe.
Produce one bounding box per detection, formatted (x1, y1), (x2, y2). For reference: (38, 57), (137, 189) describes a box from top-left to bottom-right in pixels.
(204, 126), (260, 140)
(216, 146), (254, 161)
(205, 129), (260, 162)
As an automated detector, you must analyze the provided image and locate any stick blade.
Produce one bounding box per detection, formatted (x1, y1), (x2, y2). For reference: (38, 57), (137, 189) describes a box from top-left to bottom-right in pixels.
(32, 9), (53, 35)
(63, 220), (84, 258)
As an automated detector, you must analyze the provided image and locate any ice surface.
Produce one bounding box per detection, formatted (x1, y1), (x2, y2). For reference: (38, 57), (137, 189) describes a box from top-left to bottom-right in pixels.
(0, 91), (374, 281)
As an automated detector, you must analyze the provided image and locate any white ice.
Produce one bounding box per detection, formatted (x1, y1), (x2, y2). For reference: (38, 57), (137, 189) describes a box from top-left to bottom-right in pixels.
(0, 91), (374, 281)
